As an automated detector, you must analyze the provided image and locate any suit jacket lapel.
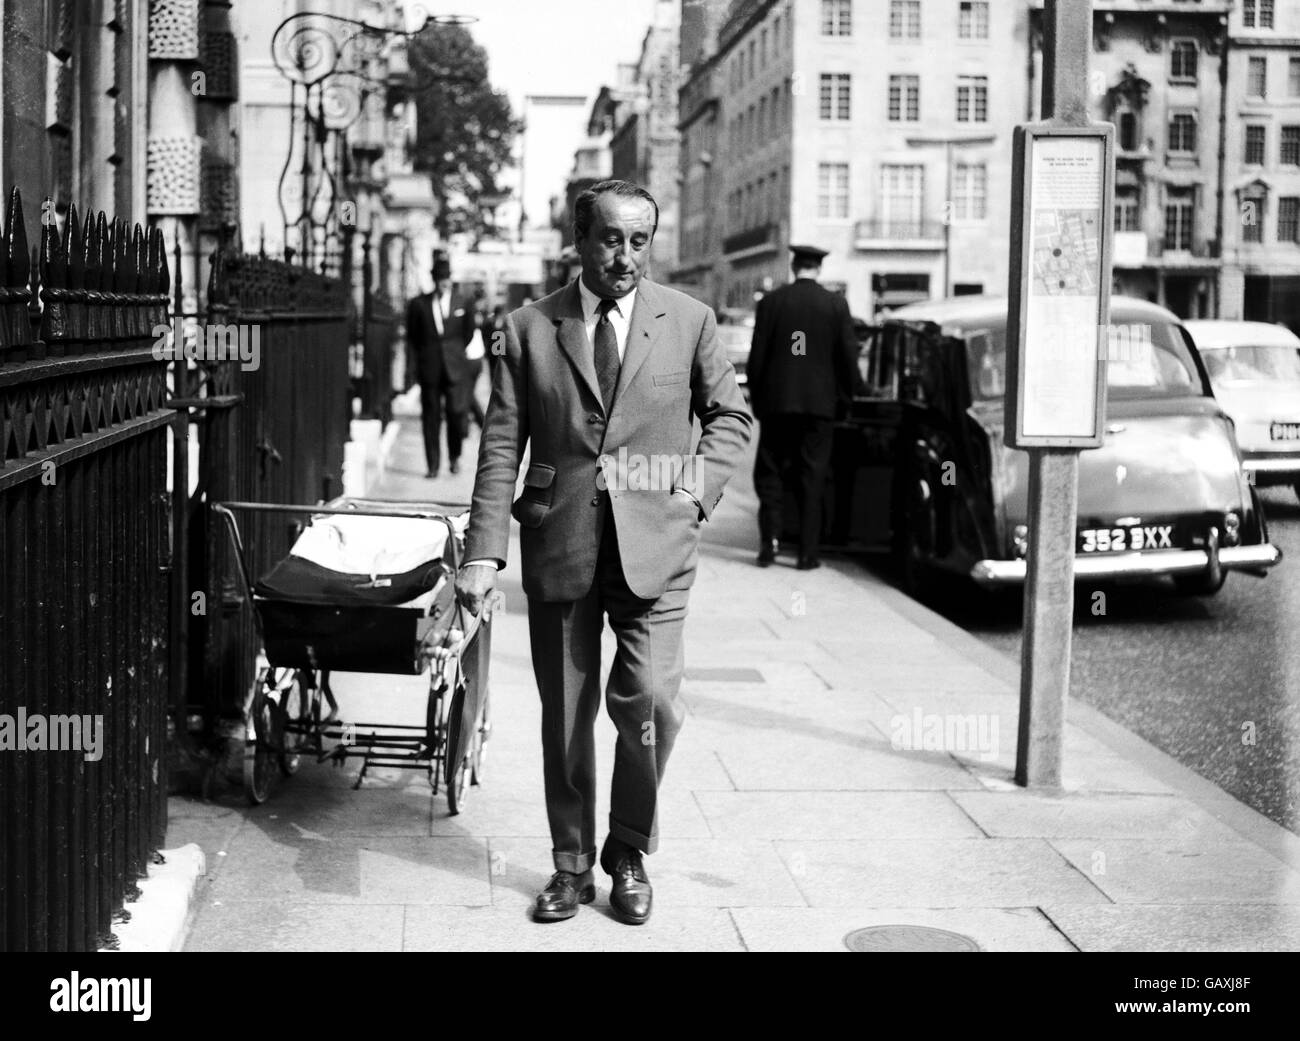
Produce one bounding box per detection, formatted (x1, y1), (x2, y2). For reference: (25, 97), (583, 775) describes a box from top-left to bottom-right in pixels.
(552, 280), (603, 410)
(612, 280), (663, 411)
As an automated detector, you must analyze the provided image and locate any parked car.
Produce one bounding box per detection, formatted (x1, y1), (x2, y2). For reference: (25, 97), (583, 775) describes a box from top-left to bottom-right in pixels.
(715, 308), (755, 385)
(1184, 319), (1300, 500)
(809, 295), (1280, 598)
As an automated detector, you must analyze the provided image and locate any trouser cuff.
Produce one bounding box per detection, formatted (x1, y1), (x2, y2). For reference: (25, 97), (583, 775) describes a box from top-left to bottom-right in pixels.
(609, 817), (656, 856)
(553, 848), (596, 873)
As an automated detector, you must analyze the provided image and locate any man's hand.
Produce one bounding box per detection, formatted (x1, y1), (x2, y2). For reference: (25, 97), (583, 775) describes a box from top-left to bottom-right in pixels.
(455, 562), (498, 618)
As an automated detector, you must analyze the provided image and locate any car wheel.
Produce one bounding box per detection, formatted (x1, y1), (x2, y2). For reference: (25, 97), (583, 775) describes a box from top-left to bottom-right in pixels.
(1172, 571), (1227, 597)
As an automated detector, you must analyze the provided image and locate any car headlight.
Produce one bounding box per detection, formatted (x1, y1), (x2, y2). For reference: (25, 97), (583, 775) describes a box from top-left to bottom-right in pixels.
(1223, 511), (1240, 547)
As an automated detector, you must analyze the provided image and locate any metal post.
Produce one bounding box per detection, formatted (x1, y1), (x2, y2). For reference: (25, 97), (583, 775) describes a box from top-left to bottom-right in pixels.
(1015, 0), (1093, 789)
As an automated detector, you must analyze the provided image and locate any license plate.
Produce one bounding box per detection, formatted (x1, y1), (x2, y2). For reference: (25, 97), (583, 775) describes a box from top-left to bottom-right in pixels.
(1078, 525), (1174, 553)
(1270, 421), (1300, 441)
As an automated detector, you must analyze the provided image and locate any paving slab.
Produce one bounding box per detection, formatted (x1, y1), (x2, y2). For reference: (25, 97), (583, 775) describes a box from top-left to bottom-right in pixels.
(732, 906), (1077, 953)
(402, 903), (744, 952)
(695, 791), (984, 841)
(1042, 903), (1300, 952)
(185, 901), (406, 952)
(206, 830), (491, 905)
(775, 838), (1109, 908)
(1050, 839), (1300, 904)
(952, 791), (1246, 842)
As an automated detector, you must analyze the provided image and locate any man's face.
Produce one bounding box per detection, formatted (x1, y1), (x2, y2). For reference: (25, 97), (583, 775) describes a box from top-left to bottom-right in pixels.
(575, 194), (655, 298)
(433, 276), (451, 296)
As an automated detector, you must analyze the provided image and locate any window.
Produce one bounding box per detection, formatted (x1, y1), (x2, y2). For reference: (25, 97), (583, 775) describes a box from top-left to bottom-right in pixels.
(1245, 125), (1266, 165)
(1119, 112), (1140, 151)
(888, 74), (920, 121)
(1279, 197), (1300, 243)
(820, 73), (851, 119)
(1248, 56), (1267, 98)
(1115, 186), (1141, 231)
(880, 163), (925, 235)
(818, 162), (850, 219)
(958, 1), (989, 40)
(1168, 112), (1197, 153)
(952, 162), (986, 219)
(758, 97), (768, 140)
(760, 28), (768, 68)
(771, 87), (781, 131)
(889, 0), (920, 39)
(1243, 0), (1275, 29)
(821, 0), (852, 36)
(956, 75), (988, 122)
(1290, 57), (1300, 96)
(1241, 190), (1265, 243)
(1170, 40), (1198, 81)
(1164, 187), (1195, 251)
(1282, 126), (1300, 165)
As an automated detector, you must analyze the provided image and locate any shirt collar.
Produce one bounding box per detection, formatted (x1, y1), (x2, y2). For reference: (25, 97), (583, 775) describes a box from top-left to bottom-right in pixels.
(578, 277), (635, 322)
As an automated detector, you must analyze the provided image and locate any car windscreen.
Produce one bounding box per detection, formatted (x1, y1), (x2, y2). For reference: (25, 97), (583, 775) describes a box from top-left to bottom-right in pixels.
(1199, 344), (1300, 383)
(964, 320), (1206, 401)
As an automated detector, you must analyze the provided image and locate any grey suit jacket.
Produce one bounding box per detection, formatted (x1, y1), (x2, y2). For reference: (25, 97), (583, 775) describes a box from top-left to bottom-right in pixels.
(465, 278), (753, 602)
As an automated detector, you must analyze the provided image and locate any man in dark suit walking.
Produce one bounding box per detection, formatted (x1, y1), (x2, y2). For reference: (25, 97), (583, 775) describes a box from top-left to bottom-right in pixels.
(455, 180), (752, 925)
(747, 245), (859, 570)
(406, 253), (478, 476)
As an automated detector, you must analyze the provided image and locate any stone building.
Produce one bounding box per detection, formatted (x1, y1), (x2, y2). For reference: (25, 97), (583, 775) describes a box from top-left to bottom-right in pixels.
(1029, 1), (1232, 319)
(673, 0), (1031, 317)
(1218, 0), (1300, 328)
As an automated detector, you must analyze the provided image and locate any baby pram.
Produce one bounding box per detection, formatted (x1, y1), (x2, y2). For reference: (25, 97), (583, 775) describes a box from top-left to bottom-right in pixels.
(212, 497), (491, 812)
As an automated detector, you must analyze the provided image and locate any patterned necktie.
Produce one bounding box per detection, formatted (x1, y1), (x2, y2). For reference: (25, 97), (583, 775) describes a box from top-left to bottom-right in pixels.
(594, 297), (621, 412)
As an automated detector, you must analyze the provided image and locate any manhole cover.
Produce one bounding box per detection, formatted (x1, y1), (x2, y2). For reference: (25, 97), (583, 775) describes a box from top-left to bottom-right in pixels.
(684, 667), (765, 683)
(844, 925), (981, 952)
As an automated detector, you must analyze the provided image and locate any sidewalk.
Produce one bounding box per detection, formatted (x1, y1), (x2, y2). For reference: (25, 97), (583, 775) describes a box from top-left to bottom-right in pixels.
(171, 413), (1300, 952)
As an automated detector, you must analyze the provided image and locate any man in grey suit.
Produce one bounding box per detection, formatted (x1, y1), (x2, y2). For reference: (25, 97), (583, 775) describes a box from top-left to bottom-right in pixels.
(456, 180), (752, 924)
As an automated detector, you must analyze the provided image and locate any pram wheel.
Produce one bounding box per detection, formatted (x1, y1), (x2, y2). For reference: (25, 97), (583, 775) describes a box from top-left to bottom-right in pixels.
(244, 668), (282, 805)
(470, 688), (490, 786)
(444, 683), (471, 815)
(278, 670), (310, 776)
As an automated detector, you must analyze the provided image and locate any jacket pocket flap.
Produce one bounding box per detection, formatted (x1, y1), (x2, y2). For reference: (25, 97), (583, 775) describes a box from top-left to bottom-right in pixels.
(653, 370), (690, 386)
(523, 464), (556, 488)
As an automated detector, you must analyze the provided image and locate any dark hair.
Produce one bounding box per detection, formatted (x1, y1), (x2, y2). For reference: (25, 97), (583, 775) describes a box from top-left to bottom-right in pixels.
(573, 180), (659, 240)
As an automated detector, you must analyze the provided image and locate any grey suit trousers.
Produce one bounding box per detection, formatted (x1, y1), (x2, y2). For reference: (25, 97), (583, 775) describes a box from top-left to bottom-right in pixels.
(527, 515), (690, 872)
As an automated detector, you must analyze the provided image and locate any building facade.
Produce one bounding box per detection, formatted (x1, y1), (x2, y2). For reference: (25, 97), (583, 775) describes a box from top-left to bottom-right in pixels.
(675, 0), (1031, 317)
(1029, 1), (1232, 319)
(1219, 0), (1300, 329)
(674, 0), (1300, 322)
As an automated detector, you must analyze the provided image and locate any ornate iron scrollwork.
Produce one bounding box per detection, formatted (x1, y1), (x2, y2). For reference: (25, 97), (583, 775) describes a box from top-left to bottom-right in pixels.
(269, 10), (475, 273)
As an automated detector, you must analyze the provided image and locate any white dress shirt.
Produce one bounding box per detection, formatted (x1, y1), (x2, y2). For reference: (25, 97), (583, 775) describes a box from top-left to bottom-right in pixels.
(431, 290), (450, 336)
(577, 277), (635, 361)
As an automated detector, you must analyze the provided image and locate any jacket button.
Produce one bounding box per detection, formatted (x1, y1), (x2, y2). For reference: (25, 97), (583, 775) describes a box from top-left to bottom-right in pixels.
(587, 413), (602, 424)
(590, 496), (600, 506)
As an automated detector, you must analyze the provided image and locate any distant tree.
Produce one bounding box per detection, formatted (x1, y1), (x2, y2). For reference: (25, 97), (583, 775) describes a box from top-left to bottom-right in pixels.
(408, 24), (521, 239)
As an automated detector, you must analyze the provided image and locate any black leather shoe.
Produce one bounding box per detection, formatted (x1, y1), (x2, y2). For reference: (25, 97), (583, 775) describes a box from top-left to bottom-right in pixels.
(756, 539), (779, 567)
(449, 460), (461, 475)
(533, 870), (595, 922)
(601, 841), (652, 926)
(796, 555), (821, 571)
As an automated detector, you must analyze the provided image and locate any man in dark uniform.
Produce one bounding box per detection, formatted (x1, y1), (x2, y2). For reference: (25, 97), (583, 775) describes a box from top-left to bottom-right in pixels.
(406, 253), (478, 476)
(747, 244), (858, 570)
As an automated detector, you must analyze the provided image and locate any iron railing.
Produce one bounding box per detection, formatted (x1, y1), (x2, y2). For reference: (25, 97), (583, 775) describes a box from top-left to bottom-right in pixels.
(0, 189), (172, 952)
(185, 250), (351, 726)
